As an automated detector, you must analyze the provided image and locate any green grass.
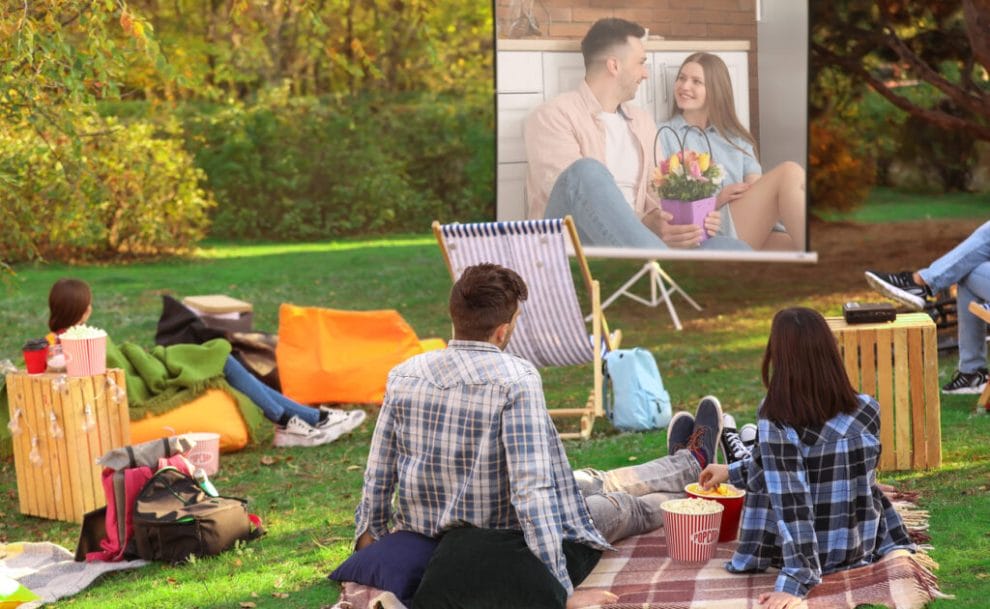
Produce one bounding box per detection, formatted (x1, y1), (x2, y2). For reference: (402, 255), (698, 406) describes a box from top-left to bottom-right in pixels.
(816, 187), (988, 224)
(1, 230), (988, 608)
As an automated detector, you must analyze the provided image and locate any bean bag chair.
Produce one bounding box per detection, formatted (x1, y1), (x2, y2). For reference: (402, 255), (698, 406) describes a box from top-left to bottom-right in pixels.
(128, 389), (251, 453)
(276, 304), (445, 405)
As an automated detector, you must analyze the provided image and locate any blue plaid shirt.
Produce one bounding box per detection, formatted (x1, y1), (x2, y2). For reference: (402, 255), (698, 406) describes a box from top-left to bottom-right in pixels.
(727, 394), (915, 597)
(354, 340), (610, 594)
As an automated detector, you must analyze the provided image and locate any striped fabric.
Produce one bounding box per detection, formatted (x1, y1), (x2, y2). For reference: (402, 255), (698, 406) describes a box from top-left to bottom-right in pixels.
(439, 219), (592, 368)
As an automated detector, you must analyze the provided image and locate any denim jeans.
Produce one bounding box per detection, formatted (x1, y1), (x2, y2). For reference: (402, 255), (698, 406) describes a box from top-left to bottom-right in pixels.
(919, 220), (990, 373)
(223, 355), (319, 426)
(544, 159), (751, 251)
(574, 450), (700, 544)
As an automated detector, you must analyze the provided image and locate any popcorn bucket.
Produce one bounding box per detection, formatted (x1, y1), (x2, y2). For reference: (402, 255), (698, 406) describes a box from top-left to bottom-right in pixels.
(182, 432), (221, 475)
(60, 335), (107, 377)
(685, 483), (746, 542)
(661, 498), (723, 562)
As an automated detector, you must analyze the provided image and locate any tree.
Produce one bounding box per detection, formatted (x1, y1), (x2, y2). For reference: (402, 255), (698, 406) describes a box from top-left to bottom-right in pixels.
(810, 0), (990, 141)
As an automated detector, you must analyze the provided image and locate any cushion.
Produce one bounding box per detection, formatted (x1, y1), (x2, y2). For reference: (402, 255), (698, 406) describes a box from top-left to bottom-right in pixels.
(328, 531), (438, 605)
(411, 528), (602, 609)
(129, 389), (250, 453)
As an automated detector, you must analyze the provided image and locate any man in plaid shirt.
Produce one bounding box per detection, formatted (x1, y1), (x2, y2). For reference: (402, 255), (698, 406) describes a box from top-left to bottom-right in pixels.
(354, 263), (718, 604)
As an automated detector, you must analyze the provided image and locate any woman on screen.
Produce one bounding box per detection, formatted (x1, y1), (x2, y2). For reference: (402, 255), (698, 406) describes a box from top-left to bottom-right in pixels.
(658, 52), (806, 251)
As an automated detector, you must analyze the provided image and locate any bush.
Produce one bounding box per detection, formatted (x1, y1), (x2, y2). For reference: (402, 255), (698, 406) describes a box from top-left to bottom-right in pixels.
(0, 116), (213, 264)
(182, 90), (494, 239)
(808, 117), (876, 214)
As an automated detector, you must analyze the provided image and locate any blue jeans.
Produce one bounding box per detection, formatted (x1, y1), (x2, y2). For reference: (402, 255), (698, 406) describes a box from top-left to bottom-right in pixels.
(919, 220), (990, 373)
(223, 356), (319, 426)
(574, 450), (699, 543)
(544, 159), (751, 251)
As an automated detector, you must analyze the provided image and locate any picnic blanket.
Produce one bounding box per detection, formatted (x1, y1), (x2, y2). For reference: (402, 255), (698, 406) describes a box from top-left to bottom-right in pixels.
(332, 489), (946, 609)
(0, 542), (148, 608)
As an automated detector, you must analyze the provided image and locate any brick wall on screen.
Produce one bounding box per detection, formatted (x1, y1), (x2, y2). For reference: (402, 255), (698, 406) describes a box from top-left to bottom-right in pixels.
(495, 0), (760, 132)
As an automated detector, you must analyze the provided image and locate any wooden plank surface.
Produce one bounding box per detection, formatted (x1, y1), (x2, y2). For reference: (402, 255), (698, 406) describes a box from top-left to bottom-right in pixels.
(859, 328), (877, 397)
(907, 328), (927, 469)
(922, 325), (942, 468)
(892, 328), (911, 470)
(875, 326), (895, 471)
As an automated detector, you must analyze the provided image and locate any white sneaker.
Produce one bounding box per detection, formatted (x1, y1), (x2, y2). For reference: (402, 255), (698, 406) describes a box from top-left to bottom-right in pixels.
(273, 416), (335, 447)
(740, 423), (758, 447)
(317, 407), (367, 439)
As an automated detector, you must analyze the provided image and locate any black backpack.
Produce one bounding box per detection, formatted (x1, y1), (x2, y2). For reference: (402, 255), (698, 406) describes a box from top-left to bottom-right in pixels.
(131, 467), (263, 563)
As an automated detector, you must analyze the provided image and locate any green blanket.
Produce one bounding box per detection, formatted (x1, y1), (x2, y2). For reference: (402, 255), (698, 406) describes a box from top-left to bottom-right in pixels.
(106, 338), (265, 439)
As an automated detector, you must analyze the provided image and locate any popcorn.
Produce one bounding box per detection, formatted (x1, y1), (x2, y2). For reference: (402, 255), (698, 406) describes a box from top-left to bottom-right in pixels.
(661, 498), (723, 515)
(61, 324), (108, 339)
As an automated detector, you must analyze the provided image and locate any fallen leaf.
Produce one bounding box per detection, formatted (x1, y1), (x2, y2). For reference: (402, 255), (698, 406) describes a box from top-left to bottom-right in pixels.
(239, 603), (256, 608)
(166, 577), (178, 585)
(233, 558), (243, 568)
(250, 591), (259, 597)
(346, 465), (360, 471)
(260, 455), (277, 466)
(627, 456), (638, 461)
(272, 592), (290, 598)
(274, 576), (285, 588)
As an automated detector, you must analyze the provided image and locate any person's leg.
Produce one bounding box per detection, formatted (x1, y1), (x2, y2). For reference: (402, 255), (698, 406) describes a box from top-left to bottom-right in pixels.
(956, 263), (990, 374)
(575, 449), (701, 498)
(919, 220), (990, 291)
(584, 492), (671, 544)
(223, 356), (320, 426)
(725, 162), (806, 251)
(545, 159), (669, 249)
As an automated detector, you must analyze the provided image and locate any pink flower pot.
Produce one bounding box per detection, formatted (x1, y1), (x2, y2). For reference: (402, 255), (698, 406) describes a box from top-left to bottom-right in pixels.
(660, 196), (718, 242)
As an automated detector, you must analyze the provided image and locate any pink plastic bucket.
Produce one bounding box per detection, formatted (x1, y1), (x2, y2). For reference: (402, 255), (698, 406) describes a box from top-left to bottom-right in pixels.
(60, 335), (107, 377)
(661, 498), (723, 562)
(182, 432), (221, 475)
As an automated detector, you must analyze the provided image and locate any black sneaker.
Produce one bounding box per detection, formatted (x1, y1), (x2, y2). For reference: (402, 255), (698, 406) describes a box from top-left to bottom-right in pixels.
(969, 301), (990, 324)
(690, 396), (723, 466)
(942, 369), (989, 395)
(666, 411), (695, 456)
(864, 271), (931, 311)
(719, 413), (751, 464)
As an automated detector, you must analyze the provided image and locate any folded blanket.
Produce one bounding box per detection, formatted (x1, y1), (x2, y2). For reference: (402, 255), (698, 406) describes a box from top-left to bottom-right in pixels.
(106, 338), (264, 438)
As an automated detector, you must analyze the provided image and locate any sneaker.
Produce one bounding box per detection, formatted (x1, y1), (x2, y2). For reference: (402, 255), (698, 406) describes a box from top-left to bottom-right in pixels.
(273, 416), (335, 447)
(864, 271), (931, 311)
(941, 369), (989, 395)
(719, 413), (751, 464)
(666, 411), (695, 456)
(969, 301), (990, 324)
(739, 423), (758, 448)
(318, 407), (367, 437)
(690, 396), (723, 466)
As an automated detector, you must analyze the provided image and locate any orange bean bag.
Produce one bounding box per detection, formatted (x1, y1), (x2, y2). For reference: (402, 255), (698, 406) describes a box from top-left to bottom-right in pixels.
(129, 389), (250, 453)
(276, 304), (445, 405)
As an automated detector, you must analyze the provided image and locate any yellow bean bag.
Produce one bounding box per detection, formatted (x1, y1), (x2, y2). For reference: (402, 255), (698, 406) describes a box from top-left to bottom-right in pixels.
(276, 304), (445, 405)
(129, 389), (250, 453)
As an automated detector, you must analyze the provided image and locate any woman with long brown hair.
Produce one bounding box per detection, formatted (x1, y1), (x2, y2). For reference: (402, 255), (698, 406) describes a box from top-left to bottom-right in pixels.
(699, 308), (914, 609)
(658, 52), (806, 251)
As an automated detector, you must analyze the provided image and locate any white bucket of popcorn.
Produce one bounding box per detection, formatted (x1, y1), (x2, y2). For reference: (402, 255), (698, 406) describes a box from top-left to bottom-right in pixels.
(661, 498), (724, 562)
(60, 324), (108, 378)
(181, 432), (221, 475)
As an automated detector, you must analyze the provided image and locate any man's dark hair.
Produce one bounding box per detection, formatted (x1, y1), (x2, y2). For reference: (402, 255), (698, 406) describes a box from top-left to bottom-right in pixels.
(581, 18), (646, 70)
(449, 264), (528, 341)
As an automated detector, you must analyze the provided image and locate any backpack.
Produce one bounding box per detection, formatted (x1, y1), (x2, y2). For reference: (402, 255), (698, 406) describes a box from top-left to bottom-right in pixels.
(603, 348), (672, 431)
(131, 466), (263, 564)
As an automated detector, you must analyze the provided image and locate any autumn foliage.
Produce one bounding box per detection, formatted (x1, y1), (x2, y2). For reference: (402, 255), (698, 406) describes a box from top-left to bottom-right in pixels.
(808, 119), (877, 214)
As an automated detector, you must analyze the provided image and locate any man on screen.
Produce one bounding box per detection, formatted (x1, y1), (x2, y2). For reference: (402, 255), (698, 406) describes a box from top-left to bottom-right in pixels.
(524, 18), (749, 251)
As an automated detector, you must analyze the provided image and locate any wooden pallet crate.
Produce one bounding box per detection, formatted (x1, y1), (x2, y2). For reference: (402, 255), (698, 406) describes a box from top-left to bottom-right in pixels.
(827, 314), (941, 471)
(5, 369), (131, 523)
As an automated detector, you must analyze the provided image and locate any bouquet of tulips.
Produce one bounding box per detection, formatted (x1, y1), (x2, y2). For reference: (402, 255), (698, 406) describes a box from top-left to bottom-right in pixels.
(650, 149), (724, 202)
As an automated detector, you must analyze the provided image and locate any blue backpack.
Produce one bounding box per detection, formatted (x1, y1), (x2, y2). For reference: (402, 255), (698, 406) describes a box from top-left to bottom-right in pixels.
(603, 348), (672, 431)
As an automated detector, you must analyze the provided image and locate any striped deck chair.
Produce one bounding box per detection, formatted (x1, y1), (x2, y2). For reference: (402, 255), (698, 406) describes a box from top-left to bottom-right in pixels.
(433, 216), (622, 439)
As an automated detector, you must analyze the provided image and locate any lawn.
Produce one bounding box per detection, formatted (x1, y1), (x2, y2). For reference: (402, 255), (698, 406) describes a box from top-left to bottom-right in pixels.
(1, 204), (988, 608)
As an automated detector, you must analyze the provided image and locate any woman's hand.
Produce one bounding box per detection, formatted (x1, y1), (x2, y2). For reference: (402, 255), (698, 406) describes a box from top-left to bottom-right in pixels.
(698, 464), (729, 490)
(651, 209), (703, 248)
(758, 591), (807, 609)
(717, 182), (750, 206)
(703, 210), (721, 237)
(566, 589), (618, 609)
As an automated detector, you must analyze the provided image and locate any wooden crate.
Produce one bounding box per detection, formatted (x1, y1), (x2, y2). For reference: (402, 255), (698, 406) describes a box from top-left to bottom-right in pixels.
(827, 314), (941, 471)
(5, 369), (131, 523)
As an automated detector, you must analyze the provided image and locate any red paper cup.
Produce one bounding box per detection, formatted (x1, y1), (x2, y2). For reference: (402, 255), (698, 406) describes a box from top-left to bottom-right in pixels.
(22, 347), (48, 374)
(661, 498), (723, 562)
(685, 483), (746, 542)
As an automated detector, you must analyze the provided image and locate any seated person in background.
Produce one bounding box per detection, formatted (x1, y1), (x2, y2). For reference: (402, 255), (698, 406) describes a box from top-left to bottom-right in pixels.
(658, 52), (806, 251)
(353, 263), (725, 608)
(699, 307), (915, 608)
(524, 18), (749, 251)
(48, 278), (364, 447)
(866, 219), (990, 394)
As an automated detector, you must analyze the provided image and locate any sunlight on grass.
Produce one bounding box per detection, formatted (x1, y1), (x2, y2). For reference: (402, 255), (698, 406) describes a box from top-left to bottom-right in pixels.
(196, 236), (435, 259)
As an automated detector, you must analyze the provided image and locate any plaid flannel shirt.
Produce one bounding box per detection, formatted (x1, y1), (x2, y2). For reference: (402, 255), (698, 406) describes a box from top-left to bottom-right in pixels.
(727, 394), (915, 597)
(354, 340), (610, 595)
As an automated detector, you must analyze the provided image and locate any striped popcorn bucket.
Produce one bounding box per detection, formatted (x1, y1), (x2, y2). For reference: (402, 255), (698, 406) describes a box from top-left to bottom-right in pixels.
(661, 498), (724, 562)
(60, 335), (107, 377)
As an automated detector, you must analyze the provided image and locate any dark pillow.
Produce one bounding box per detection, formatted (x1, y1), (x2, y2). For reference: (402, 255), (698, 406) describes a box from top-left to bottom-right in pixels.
(412, 528), (602, 609)
(328, 531), (438, 605)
